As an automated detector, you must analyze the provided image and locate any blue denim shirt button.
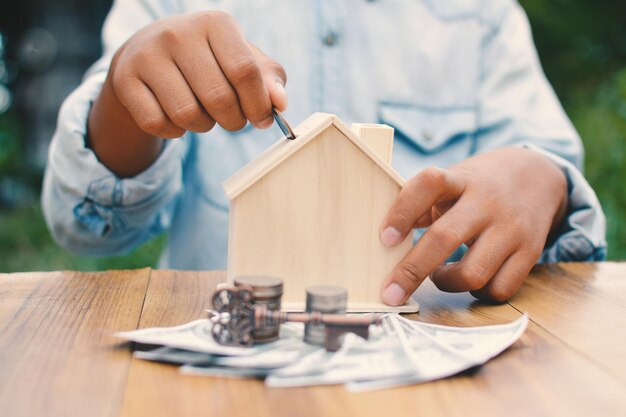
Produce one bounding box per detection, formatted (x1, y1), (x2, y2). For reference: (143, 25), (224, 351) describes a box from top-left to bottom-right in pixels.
(323, 32), (338, 46)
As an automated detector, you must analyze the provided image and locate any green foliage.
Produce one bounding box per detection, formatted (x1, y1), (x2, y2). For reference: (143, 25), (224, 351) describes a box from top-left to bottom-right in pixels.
(568, 69), (626, 258)
(0, 204), (164, 272)
(520, 0), (626, 96)
(0, 112), (20, 176)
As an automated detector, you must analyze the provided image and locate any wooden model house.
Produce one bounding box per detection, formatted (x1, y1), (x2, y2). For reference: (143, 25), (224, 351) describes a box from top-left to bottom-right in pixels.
(222, 113), (418, 312)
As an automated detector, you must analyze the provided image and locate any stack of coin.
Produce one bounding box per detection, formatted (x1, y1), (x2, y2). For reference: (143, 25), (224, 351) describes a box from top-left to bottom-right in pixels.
(304, 285), (348, 346)
(234, 275), (283, 343)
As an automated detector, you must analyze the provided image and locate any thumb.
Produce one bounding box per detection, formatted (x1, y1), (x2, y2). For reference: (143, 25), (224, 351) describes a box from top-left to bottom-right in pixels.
(250, 44), (288, 111)
(261, 59), (288, 111)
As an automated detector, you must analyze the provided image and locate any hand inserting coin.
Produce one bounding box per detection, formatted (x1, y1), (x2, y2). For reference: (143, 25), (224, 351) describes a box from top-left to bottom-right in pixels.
(209, 276), (382, 352)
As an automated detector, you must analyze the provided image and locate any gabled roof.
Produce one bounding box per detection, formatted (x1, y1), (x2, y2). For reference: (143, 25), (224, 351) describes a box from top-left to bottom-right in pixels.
(222, 112), (406, 200)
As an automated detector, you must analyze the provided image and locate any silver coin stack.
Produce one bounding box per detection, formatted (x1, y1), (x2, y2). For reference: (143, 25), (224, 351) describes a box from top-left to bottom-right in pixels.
(304, 285), (348, 346)
(233, 275), (283, 343)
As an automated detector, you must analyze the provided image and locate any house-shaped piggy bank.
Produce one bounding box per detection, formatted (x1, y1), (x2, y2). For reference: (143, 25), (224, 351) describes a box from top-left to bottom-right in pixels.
(222, 112), (418, 312)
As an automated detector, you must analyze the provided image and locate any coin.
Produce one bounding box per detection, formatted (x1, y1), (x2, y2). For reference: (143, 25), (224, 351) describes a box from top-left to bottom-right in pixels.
(272, 108), (296, 140)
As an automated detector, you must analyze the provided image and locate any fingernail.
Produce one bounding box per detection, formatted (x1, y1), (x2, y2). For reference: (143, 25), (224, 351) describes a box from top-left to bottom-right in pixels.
(256, 117), (274, 129)
(275, 79), (286, 99)
(381, 226), (402, 247)
(274, 80), (287, 109)
(383, 283), (406, 306)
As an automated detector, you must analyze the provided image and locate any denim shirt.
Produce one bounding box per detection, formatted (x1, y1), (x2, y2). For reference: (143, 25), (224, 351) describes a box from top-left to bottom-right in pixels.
(42, 0), (607, 270)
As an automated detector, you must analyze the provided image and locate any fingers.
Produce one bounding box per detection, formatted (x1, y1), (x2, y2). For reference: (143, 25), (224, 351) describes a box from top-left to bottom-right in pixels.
(166, 18), (288, 131)
(413, 201), (456, 229)
(414, 211), (433, 229)
(115, 75), (185, 139)
(206, 14), (274, 128)
(141, 60), (216, 134)
(381, 198), (488, 306)
(264, 66), (288, 112)
(251, 44), (288, 111)
(380, 167), (466, 247)
(172, 38), (246, 131)
(112, 12), (288, 136)
(469, 248), (538, 303)
(429, 226), (518, 292)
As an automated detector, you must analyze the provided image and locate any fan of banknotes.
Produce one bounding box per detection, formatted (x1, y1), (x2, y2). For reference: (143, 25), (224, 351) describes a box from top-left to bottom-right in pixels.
(116, 313), (528, 391)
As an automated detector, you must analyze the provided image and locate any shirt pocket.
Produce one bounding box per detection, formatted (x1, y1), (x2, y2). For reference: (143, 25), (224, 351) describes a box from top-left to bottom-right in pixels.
(378, 101), (478, 155)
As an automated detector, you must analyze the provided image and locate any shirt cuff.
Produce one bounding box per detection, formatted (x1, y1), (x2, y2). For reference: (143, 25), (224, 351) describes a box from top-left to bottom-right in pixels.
(524, 144), (607, 262)
(46, 72), (184, 241)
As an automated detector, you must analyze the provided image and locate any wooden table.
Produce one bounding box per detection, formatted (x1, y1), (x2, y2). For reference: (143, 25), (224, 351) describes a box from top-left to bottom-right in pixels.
(1, 263), (625, 417)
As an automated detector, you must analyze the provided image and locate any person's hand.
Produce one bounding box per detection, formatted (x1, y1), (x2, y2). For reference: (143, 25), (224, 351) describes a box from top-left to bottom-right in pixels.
(108, 11), (287, 138)
(88, 11), (287, 177)
(379, 147), (568, 305)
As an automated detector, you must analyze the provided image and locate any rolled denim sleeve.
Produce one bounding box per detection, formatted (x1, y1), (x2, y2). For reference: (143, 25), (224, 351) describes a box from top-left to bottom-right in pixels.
(526, 145), (606, 261)
(474, 1), (607, 261)
(41, 0), (185, 256)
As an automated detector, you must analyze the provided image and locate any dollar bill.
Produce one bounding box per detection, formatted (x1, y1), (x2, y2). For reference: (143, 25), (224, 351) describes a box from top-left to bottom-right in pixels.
(116, 314), (528, 391)
(116, 320), (304, 356)
(181, 364), (271, 379)
(267, 315), (528, 390)
(133, 347), (214, 365)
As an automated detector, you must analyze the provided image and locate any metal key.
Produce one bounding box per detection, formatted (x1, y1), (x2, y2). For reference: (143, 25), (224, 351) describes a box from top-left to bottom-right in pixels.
(210, 286), (381, 351)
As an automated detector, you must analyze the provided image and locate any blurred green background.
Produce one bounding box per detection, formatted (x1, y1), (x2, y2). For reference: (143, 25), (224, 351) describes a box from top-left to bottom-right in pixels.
(0, 0), (624, 272)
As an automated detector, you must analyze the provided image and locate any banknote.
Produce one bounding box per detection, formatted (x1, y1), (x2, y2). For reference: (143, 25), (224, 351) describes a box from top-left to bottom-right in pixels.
(347, 314), (529, 392)
(116, 313), (528, 391)
(267, 314), (529, 390)
(133, 346), (214, 365)
(181, 364), (272, 379)
(116, 320), (305, 356)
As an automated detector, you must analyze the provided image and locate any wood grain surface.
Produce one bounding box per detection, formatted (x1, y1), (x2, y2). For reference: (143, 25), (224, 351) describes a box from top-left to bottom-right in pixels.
(1, 263), (625, 417)
(0, 269), (150, 417)
(508, 263), (626, 383)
